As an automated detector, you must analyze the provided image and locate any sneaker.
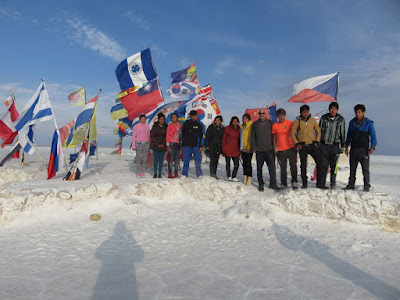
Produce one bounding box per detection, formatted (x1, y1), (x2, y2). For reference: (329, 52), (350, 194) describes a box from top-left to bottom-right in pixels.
(344, 185), (355, 190)
(363, 186), (370, 192)
(330, 184), (336, 190)
(168, 173), (174, 178)
(141, 173), (145, 178)
(228, 177), (232, 181)
(301, 183), (308, 189)
(210, 174), (219, 180)
(174, 172), (179, 178)
(198, 175), (203, 179)
(153, 174), (157, 179)
(258, 184), (264, 192)
(137, 173), (142, 178)
(291, 182), (298, 190)
(158, 174), (162, 178)
(232, 177), (239, 182)
(317, 185), (329, 190)
(180, 175), (187, 179)
(269, 184), (282, 191)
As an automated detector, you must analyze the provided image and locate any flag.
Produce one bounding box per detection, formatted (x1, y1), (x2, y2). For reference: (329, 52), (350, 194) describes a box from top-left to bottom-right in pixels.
(69, 153), (79, 164)
(0, 143), (21, 166)
(89, 103), (97, 142)
(0, 98), (19, 142)
(68, 87), (86, 106)
(119, 77), (164, 121)
(199, 84), (214, 100)
(170, 63), (198, 84)
(47, 129), (65, 179)
(89, 140), (97, 156)
(110, 137), (122, 154)
(209, 98), (221, 115)
(59, 120), (75, 146)
(12, 81), (54, 155)
(110, 103), (128, 120)
(315, 109), (329, 124)
(115, 48), (157, 90)
(65, 101), (96, 148)
(167, 81), (199, 99)
(288, 72), (339, 103)
(115, 117), (133, 137)
(146, 100), (187, 127)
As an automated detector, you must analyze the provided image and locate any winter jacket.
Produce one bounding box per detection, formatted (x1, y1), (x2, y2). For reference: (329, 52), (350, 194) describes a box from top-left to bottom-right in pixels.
(346, 117), (377, 149)
(250, 119), (274, 152)
(222, 125), (241, 157)
(132, 122), (150, 149)
(290, 115), (321, 145)
(240, 120), (253, 151)
(205, 122), (225, 155)
(166, 122), (182, 145)
(319, 113), (346, 147)
(181, 119), (205, 148)
(150, 121), (168, 151)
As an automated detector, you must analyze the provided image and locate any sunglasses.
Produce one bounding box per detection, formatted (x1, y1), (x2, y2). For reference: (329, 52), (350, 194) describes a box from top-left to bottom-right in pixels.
(259, 112), (266, 115)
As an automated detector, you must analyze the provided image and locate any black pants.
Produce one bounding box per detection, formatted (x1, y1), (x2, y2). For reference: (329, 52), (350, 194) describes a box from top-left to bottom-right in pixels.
(277, 147), (298, 186)
(349, 148), (370, 188)
(241, 151), (253, 177)
(320, 143), (340, 185)
(226, 156), (239, 178)
(256, 150), (277, 186)
(209, 153), (220, 176)
(299, 144), (327, 186)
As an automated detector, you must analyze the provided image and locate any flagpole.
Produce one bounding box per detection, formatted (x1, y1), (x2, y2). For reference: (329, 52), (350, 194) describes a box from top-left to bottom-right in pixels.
(336, 70), (340, 101)
(43, 80), (69, 172)
(9, 90), (25, 166)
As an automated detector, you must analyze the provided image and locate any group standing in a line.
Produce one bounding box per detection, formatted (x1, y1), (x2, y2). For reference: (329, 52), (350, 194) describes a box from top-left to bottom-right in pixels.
(131, 102), (377, 192)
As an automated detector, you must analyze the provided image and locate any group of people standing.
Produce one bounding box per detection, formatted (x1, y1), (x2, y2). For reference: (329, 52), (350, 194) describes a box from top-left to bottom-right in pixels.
(132, 102), (377, 192)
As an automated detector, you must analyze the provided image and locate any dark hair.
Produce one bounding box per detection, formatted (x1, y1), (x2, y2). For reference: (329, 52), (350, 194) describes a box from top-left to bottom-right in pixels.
(276, 108), (286, 116)
(242, 113), (251, 120)
(157, 112), (166, 120)
(214, 115), (223, 122)
(171, 113), (179, 119)
(300, 105), (310, 113)
(230, 116), (240, 126)
(354, 104), (366, 112)
(189, 110), (197, 116)
(139, 114), (146, 120)
(329, 102), (339, 110)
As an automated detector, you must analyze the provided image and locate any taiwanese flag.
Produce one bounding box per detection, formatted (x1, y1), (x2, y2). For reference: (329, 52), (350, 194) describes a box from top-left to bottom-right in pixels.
(120, 77), (163, 121)
(47, 129), (65, 179)
(288, 72), (339, 103)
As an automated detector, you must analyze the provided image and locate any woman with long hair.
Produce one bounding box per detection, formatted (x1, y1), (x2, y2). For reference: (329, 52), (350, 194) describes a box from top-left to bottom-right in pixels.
(205, 115), (224, 179)
(132, 114), (150, 178)
(240, 113), (253, 185)
(166, 113), (182, 178)
(150, 113), (168, 178)
(222, 116), (241, 181)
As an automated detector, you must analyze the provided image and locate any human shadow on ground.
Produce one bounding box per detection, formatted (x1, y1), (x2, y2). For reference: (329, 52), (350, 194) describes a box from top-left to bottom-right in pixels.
(91, 221), (144, 300)
(273, 223), (400, 299)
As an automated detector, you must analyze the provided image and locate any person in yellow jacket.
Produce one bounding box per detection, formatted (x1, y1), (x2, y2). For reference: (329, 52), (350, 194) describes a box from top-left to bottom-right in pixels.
(290, 105), (327, 189)
(240, 113), (253, 185)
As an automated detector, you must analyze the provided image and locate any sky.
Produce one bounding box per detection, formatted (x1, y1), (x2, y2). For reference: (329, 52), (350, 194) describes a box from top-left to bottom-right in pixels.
(0, 0), (399, 155)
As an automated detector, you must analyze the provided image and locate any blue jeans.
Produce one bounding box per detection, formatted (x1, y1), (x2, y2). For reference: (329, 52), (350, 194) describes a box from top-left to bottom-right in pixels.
(182, 147), (202, 177)
(168, 143), (180, 174)
(153, 150), (165, 175)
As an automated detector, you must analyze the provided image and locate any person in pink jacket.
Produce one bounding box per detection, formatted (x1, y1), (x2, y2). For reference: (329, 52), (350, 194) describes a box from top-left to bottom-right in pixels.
(132, 115), (150, 178)
(166, 113), (182, 178)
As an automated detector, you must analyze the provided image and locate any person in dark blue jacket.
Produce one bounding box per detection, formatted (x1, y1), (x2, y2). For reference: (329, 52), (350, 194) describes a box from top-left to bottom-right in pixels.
(181, 110), (205, 178)
(345, 104), (377, 192)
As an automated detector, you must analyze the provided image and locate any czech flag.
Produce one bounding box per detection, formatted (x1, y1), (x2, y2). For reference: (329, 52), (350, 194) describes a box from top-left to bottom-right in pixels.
(288, 72), (339, 103)
(47, 129), (65, 179)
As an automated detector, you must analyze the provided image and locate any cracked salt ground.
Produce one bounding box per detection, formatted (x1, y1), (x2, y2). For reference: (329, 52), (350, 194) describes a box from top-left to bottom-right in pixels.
(0, 148), (399, 299)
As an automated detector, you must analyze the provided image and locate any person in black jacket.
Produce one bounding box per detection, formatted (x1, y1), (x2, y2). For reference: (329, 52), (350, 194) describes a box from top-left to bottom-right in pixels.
(181, 110), (205, 178)
(150, 113), (168, 178)
(205, 116), (224, 179)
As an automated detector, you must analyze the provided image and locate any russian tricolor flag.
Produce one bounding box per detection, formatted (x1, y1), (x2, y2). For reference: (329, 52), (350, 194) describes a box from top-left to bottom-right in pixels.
(288, 72), (339, 103)
(47, 129), (65, 180)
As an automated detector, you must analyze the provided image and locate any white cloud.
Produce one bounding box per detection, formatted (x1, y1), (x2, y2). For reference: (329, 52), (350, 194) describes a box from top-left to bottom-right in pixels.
(178, 56), (192, 68)
(147, 43), (167, 58)
(0, 7), (21, 20)
(122, 10), (150, 31)
(214, 57), (234, 75)
(65, 17), (127, 62)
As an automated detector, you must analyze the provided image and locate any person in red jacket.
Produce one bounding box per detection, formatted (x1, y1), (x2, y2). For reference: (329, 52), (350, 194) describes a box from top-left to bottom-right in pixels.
(222, 116), (241, 181)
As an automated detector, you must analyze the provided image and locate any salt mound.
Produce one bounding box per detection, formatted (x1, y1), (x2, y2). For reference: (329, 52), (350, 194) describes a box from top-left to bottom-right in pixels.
(0, 168), (36, 186)
(277, 189), (400, 230)
(135, 176), (245, 207)
(0, 182), (119, 225)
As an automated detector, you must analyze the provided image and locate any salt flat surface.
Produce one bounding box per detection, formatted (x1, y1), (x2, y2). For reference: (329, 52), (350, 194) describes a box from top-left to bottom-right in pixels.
(0, 148), (399, 299)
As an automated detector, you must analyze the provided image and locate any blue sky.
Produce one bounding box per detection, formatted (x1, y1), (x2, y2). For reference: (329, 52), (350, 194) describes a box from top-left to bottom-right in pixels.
(0, 0), (399, 154)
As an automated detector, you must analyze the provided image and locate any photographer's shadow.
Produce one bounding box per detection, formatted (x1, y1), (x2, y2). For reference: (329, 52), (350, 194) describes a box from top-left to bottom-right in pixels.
(92, 221), (144, 300)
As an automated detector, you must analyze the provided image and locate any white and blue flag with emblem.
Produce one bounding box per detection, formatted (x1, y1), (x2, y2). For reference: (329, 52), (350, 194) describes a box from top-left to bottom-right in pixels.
(14, 81), (54, 155)
(115, 48), (157, 90)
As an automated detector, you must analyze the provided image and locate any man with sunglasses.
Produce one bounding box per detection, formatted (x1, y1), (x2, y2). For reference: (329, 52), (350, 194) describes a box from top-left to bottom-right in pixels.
(250, 108), (280, 191)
